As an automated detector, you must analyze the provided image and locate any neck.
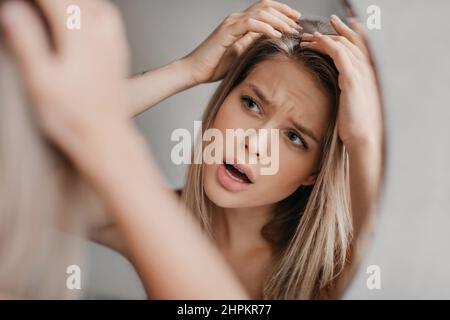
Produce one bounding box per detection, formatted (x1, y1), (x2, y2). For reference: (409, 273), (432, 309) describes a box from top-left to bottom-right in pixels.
(212, 204), (276, 253)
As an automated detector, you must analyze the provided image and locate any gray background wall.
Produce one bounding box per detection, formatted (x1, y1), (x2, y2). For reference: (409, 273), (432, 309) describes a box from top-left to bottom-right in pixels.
(80, 0), (450, 299)
(344, 0), (450, 299)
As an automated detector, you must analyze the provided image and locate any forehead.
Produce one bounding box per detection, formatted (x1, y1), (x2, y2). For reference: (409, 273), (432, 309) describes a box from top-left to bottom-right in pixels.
(240, 56), (332, 141)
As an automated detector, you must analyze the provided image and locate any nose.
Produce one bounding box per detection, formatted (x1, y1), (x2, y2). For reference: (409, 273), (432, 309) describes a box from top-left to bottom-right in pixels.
(244, 126), (273, 163)
(245, 143), (259, 158)
(244, 129), (261, 162)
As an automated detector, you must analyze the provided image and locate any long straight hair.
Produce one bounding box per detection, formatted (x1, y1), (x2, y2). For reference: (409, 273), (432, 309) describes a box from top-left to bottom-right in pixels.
(0, 43), (100, 298)
(182, 20), (353, 299)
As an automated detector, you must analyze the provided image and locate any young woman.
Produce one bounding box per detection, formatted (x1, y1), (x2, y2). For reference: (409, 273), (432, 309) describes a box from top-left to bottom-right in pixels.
(0, 0), (383, 299)
(107, 1), (384, 299)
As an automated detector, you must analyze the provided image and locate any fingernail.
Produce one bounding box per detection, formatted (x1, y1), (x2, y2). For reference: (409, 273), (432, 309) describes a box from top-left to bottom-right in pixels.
(331, 14), (340, 22)
(296, 23), (303, 30)
(313, 31), (322, 37)
(290, 27), (300, 34)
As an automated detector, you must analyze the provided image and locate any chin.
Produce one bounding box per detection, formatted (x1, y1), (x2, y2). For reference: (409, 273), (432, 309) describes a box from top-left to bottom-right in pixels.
(204, 176), (240, 208)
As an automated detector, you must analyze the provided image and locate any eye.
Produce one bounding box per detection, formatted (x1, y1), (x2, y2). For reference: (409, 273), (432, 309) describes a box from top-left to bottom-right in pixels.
(241, 96), (262, 114)
(286, 130), (307, 149)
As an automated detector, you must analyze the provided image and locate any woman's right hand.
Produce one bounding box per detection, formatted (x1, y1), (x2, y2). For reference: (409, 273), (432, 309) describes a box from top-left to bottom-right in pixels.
(0, 0), (130, 172)
(126, 0), (302, 117)
(182, 0), (302, 85)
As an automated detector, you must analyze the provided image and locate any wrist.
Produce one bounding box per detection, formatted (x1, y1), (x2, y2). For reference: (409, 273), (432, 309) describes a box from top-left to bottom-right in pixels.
(171, 57), (200, 89)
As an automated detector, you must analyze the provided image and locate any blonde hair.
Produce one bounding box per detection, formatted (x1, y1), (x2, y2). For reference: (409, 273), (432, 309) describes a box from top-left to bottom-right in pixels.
(0, 43), (100, 298)
(183, 19), (353, 299)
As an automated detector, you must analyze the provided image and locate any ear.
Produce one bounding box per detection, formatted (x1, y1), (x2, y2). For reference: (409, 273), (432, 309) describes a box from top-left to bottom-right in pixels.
(302, 171), (318, 186)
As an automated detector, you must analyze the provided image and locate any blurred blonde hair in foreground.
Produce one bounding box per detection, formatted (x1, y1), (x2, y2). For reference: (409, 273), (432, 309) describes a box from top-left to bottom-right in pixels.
(0, 43), (100, 299)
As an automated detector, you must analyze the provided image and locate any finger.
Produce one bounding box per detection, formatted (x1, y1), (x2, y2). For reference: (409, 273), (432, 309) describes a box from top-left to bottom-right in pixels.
(232, 32), (262, 56)
(310, 35), (365, 60)
(348, 17), (366, 38)
(33, 0), (74, 50)
(267, 7), (301, 30)
(303, 32), (366, 63)
(329, 14), (371, 58)
(301, 32), (314, 41)
(0, 0), (52, 79)
(331, 35), (366, 60)
(251, 9), (299, 34)
(233, 17), (282, 38)
(347, 17), (370, 57)
(329, 14), (360, 44)
(300, 33), (356, 88)
(258, 0), (301, 20)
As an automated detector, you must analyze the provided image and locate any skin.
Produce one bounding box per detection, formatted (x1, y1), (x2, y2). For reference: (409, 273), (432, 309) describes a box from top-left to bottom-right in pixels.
(0, 0), (252, 300)
(203, 56), (332, 298)
(126, 0), (302, 116)
(204, 56), (331, 209)
(0, 0), (382, 299)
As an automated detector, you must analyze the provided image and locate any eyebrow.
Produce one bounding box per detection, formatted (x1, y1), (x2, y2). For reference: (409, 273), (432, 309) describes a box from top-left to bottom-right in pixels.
(245, 83), (320, 144)
(291, 120), (319, 144)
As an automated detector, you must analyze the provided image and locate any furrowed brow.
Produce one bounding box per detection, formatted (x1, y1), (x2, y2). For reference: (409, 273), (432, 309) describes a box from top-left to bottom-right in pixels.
(292, 120), (319, 144)
(247, 83), (271, 106)
(246, 83), (320, 144)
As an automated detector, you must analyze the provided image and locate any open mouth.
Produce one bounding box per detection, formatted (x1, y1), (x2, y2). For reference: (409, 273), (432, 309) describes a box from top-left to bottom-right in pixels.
(223, 161), (253, 184)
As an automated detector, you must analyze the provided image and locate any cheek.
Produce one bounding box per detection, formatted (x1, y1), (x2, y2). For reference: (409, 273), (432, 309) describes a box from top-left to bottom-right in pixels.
(203, 164), (214, 195)
(262, 165), (304, 196)
(261, 147), (317, 197)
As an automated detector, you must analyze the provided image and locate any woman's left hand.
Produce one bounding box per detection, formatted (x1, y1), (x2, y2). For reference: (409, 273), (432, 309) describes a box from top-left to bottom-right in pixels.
(300, 15), (383, 153)
(301, 16), (384, 298)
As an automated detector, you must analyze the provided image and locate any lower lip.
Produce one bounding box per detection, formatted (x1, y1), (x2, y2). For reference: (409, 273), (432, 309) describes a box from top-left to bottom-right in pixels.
(216, 163), (252, 192)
